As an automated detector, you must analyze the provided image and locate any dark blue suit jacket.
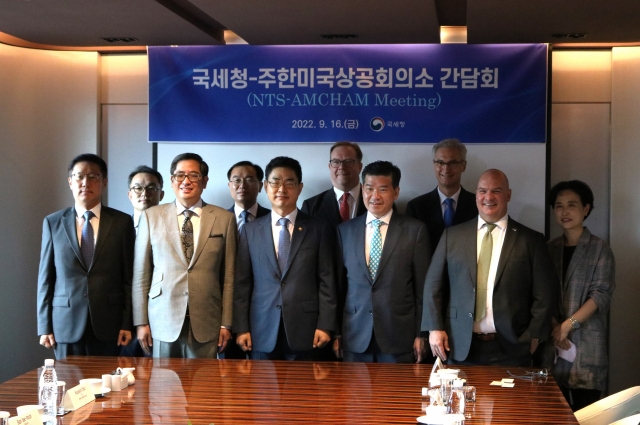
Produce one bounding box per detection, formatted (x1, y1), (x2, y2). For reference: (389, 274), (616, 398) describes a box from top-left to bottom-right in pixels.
(406, 186), (478, 250)
(233, 210), (337, 352)
(301, 187), (367, 228)
(337, 213), (431, 355)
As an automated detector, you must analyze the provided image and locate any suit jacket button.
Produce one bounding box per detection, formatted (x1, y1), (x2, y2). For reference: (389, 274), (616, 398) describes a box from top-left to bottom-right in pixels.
(281, 283), (285, 287)
(83, 293), (87, 297)
(369, 310), (373, 314)
(184, 291), (188, 296)
(468, 313), (473, 317)
(276, 305), (281, 309)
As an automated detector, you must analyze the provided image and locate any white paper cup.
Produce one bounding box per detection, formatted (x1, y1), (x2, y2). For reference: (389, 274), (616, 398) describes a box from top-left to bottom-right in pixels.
(79, 378), (103, 394)
(111, 374), (121, 392)
(102, 374), (112, 390)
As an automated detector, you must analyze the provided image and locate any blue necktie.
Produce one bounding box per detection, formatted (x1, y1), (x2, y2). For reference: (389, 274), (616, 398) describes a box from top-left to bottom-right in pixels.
(369, 219), (383, 279)
(443, 198), (455, 228)
(238, 210), (249, 235)
(81, 211), (95, 267)
(277, 218), (291, 274)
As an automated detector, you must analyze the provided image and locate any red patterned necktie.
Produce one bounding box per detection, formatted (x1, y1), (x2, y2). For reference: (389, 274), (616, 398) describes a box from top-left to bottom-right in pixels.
(339, 193), (351, 222)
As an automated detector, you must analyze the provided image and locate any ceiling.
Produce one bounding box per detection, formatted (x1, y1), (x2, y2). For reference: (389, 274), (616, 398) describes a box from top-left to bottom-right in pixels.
(1, 0), (639, 51)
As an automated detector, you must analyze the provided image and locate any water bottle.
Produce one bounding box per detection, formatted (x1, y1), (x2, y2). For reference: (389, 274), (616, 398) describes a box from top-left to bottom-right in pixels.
(39, 359), (58, 420)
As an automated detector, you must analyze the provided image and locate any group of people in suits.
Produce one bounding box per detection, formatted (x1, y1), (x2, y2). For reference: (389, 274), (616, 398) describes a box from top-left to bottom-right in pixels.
(36, 138), (615, 403)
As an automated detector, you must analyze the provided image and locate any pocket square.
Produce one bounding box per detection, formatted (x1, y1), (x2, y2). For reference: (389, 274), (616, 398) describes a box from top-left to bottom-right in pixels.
(209, 234), (223, 238)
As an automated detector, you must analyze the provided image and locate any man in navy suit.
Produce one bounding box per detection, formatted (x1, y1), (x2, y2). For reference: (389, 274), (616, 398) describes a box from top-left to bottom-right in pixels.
(423, 169), (556, 366)
(301, 142), (367, 227)
(224, 160), (270, 359)
(336, 161), (431, 363)
(226, 161), (270, 230)
(37, 154), (135, 358)
(406, 139), (477, 250)
(233, 156), (337, 360)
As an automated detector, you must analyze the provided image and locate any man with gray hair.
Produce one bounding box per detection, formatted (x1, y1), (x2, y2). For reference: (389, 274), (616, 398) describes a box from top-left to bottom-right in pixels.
(406, 138), (477, 250)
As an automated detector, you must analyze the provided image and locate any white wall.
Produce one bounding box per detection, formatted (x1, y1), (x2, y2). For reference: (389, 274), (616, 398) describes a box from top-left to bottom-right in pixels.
(0, 43), (99, 383)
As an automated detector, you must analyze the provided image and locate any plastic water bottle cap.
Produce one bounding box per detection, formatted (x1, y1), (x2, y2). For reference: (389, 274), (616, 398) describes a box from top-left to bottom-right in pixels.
(44, 359), (54, 366)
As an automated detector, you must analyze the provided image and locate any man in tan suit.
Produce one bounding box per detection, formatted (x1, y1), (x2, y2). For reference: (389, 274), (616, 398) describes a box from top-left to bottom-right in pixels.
(133, 153), (237, 358)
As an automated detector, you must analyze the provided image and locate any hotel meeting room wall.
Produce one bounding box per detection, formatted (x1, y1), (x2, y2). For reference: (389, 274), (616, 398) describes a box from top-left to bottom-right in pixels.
(1, 45), (638, 397)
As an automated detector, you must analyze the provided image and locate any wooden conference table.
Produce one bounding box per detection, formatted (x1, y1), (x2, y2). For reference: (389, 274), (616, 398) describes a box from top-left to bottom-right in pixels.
(0, 356), (578, 424)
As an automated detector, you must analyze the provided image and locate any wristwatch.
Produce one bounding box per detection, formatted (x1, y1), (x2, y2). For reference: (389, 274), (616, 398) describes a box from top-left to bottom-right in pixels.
(568, 316), (580, 330)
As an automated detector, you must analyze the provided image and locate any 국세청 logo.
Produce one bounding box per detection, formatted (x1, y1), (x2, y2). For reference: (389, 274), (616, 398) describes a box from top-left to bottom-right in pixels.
(370, 117), (384, 132)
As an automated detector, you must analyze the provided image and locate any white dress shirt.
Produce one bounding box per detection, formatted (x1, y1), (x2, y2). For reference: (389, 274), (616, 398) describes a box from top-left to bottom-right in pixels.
(365, 209), (393, 266)
(175, 199), (203, 247)
(271, 209), (298, 258)
(473, 214), (508, 334)
(437, 186), (462, 218)
(75, 203), (101, 247)
(333, 184), (361, 220)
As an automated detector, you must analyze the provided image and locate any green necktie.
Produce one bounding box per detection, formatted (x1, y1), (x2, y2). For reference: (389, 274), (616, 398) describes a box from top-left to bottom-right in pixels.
(475, 223), (497, 322)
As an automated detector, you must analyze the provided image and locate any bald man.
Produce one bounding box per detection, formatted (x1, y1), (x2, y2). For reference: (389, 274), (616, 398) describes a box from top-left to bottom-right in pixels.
(422, 169), (556, 366)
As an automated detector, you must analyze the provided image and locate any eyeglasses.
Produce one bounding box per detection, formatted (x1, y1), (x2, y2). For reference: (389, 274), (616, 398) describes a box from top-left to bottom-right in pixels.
(267, 180), (299, 189)
(130, 185), (162, 195)
(230, 177), (258, 187)
(172, 173), (203, 183)
(329, 159), (358, 168)
(433, 160), (465, 168)
(506, 368), (549, 381)
(71, 173), (101, 182)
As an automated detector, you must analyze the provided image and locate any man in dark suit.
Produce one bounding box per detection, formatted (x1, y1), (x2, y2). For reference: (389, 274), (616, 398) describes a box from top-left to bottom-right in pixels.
(233, 156), (337, 360)
(226, 161), (270, 231)
(336, 161), (431, 363)
(406, 138), (477, 250)
(128, 165), (164, 235)
(301, 142), (367, 227)
(224, 160), (270, 359)
(423, 169), (556, 366)
(37, 153), (135, 358)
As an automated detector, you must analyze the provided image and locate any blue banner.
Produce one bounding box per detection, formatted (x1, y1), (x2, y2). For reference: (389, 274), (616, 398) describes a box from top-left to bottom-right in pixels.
(148, 44), (547, 143)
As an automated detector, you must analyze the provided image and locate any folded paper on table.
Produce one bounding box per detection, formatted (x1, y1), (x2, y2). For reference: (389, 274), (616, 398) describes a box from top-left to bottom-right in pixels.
(64, 384), (96, 411)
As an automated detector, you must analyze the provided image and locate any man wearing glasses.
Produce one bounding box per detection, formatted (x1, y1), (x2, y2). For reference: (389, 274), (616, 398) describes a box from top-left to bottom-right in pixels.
(133, 153), (237, 358)
(233, 156), (337, 360)
(127, 165), (164, 234)
(37, 153), (135, 358)
(226, 161), (270, 233)
(301, 142), (367, 227)
(406, 138), (478, 251)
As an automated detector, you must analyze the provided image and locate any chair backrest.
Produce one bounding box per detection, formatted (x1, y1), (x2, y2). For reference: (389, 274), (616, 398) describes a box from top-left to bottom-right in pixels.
(608, 413), (640, 425)
(575, 387), (640, 425)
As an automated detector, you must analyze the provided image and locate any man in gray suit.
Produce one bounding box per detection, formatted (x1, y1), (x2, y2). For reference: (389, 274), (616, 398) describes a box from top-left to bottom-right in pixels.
(233, 156), (337, 360)
(37, 153), (135, 358)
(336, 161), (431, 363)
(133, 153), (237, 358)
(423, 169), (556, 366)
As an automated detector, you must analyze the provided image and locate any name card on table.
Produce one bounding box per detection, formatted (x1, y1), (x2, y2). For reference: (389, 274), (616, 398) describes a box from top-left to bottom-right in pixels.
(64, 384), (95, 411)
(8, 410), (41, 425)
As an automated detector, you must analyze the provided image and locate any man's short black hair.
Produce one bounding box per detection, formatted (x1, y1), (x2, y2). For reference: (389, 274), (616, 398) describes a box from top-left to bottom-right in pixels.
(128, 165), (163, 187)
(227, 161), (264, 181)
(361, 161), (401, 188)
(68, 153), (108, 178)
(549, 180), (594, 218)
(170, 153), (209, 177)
(265, 156), (302, 183)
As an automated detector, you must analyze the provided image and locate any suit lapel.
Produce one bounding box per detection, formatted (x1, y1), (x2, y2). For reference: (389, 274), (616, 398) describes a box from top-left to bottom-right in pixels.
(260, 215), (281, 278)
(352, 216), (371, 284)
(373, 214), (402, 285)
(494, 218), (518, 286)
(320, 190), (341, 225)
(63, 208), (86, 269)
(355, 187), (367, 217)
(427, 190), (445, 232)
(282, 212), (310, 278)
(191, 203), (217, 266)
(91, 207), (113, 270)
(466, 220), (478, 284)
(166, 203), (189, 267)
